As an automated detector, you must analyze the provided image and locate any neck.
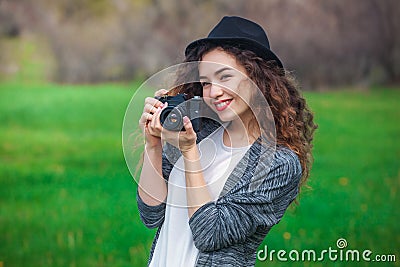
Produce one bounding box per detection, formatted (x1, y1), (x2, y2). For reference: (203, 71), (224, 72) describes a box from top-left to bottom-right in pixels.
(224, 118), (260, 148)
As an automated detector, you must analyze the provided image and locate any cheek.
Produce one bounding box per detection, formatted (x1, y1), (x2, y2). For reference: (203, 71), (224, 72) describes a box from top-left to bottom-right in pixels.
(231, 83), (253, 105)
(232, 91), (252, 111)
(225, 77), (244, 92)
(202, 89), (213, 108)
(202, 88), (209, 97)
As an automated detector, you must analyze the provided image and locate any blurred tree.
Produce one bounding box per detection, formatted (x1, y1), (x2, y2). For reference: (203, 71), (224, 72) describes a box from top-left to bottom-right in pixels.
(1, 0), (399, 87)
(0, 8), (20, 37)
(370, 0), (400, 83)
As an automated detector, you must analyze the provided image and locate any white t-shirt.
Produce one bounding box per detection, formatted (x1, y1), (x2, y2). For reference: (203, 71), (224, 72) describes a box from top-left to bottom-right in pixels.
(149, 126), (250, 267)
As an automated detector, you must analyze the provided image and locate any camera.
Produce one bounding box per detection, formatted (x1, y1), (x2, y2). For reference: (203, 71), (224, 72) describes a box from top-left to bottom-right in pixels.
(155, 94), (202, 132)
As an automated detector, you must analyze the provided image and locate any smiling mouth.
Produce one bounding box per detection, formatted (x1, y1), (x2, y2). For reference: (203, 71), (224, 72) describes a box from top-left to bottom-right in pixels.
(214, 99), (232, 111)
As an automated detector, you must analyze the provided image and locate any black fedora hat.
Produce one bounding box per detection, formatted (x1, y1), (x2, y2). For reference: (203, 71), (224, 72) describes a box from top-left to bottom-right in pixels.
(185, 16), (283, 69)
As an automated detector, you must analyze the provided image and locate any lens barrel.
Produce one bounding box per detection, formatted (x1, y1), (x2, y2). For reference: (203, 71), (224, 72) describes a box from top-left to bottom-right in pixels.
(160, 106), (184, 131)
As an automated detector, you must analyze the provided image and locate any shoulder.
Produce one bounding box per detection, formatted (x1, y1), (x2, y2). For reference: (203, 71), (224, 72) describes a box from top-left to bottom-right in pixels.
(240, 144), (302, 194)
(248, 142), (301, 172)
(274, 146), (301, 166)
(270, 146), (302, 182)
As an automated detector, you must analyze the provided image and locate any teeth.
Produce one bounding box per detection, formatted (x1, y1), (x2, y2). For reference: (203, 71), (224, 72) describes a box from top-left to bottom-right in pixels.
(215, 100), (231, 108)
(216, 102), (227, 108)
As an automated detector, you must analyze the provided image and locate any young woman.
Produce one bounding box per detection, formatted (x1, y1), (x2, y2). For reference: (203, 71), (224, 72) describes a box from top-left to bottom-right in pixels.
(137, 16), (317, 266)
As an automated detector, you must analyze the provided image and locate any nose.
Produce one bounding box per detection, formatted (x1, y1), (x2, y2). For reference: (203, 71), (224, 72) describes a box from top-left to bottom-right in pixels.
(209, 83), (224, 99)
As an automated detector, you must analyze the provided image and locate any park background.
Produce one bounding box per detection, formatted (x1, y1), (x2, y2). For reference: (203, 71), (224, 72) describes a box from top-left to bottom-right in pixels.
(0, 0), (399, 266)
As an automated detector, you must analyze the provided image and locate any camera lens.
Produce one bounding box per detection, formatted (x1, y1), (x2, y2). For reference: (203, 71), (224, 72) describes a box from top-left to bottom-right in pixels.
(167, 113), (178, 124)
(160, 107), (184, 131)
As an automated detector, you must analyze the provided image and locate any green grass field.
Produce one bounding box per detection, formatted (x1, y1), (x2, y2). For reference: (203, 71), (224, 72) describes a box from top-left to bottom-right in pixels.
(0, 81), (399, 267)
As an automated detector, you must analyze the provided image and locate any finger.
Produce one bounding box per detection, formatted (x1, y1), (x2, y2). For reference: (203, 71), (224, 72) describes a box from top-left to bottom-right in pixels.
(144, 103), (158, 114)
(145, 97), (163, 109)
(139, 113), (153, 129)
(153, 105), (164, 130)
(146, 97), (167, 116)
(148, 118), (158, 136)
(150, 107), (161, 128)
(154, 89), (169, 97)
(139, 112), (152, 124)
(149, 107), (162, 136)
(154, 102), (167, 130)
(182, 116), (195, 135)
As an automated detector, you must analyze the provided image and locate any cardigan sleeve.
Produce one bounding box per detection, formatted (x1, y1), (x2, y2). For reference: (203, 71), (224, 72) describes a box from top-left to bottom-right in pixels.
(188, 148), (302, 252)
(136, 193), (166, 229)
(136, 147), (176, 229)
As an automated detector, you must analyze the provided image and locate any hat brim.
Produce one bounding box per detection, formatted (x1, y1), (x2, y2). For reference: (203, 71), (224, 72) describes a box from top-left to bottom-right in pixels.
(185, 37), (283, 69)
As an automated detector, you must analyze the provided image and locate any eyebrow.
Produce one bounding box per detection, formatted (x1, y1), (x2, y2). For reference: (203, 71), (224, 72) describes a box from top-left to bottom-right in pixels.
(199, 67), (233, 80)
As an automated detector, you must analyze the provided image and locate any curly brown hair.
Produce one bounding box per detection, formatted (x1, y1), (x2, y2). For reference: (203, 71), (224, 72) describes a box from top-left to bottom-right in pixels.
(171, 41), (317, 187)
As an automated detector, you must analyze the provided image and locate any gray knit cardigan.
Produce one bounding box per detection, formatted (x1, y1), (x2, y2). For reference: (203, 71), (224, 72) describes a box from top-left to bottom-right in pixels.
(137, 120), (302, 266)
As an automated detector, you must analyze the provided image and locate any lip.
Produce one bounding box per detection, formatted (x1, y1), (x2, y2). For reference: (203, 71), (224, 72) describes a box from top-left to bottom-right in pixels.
(214, 99), (232, 111)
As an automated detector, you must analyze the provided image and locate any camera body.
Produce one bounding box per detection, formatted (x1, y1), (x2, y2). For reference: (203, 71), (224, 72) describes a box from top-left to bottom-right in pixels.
(156, 94), (202, 132)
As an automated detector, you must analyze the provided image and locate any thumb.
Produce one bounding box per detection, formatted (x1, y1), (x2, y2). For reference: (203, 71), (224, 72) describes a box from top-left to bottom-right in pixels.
(183, 116), (195, 135)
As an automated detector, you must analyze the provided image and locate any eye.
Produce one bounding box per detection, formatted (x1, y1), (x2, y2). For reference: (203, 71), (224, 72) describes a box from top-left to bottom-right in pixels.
(220, 74), (232, 81)
(200, 81), (211, 88)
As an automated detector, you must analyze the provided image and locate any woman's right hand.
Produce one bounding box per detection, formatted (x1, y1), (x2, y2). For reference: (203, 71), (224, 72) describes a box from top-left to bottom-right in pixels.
(139, 89), (169, 149)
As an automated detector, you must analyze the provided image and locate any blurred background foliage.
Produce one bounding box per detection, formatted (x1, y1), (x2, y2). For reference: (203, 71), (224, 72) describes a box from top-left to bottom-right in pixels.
(1, 0), (399, 88)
